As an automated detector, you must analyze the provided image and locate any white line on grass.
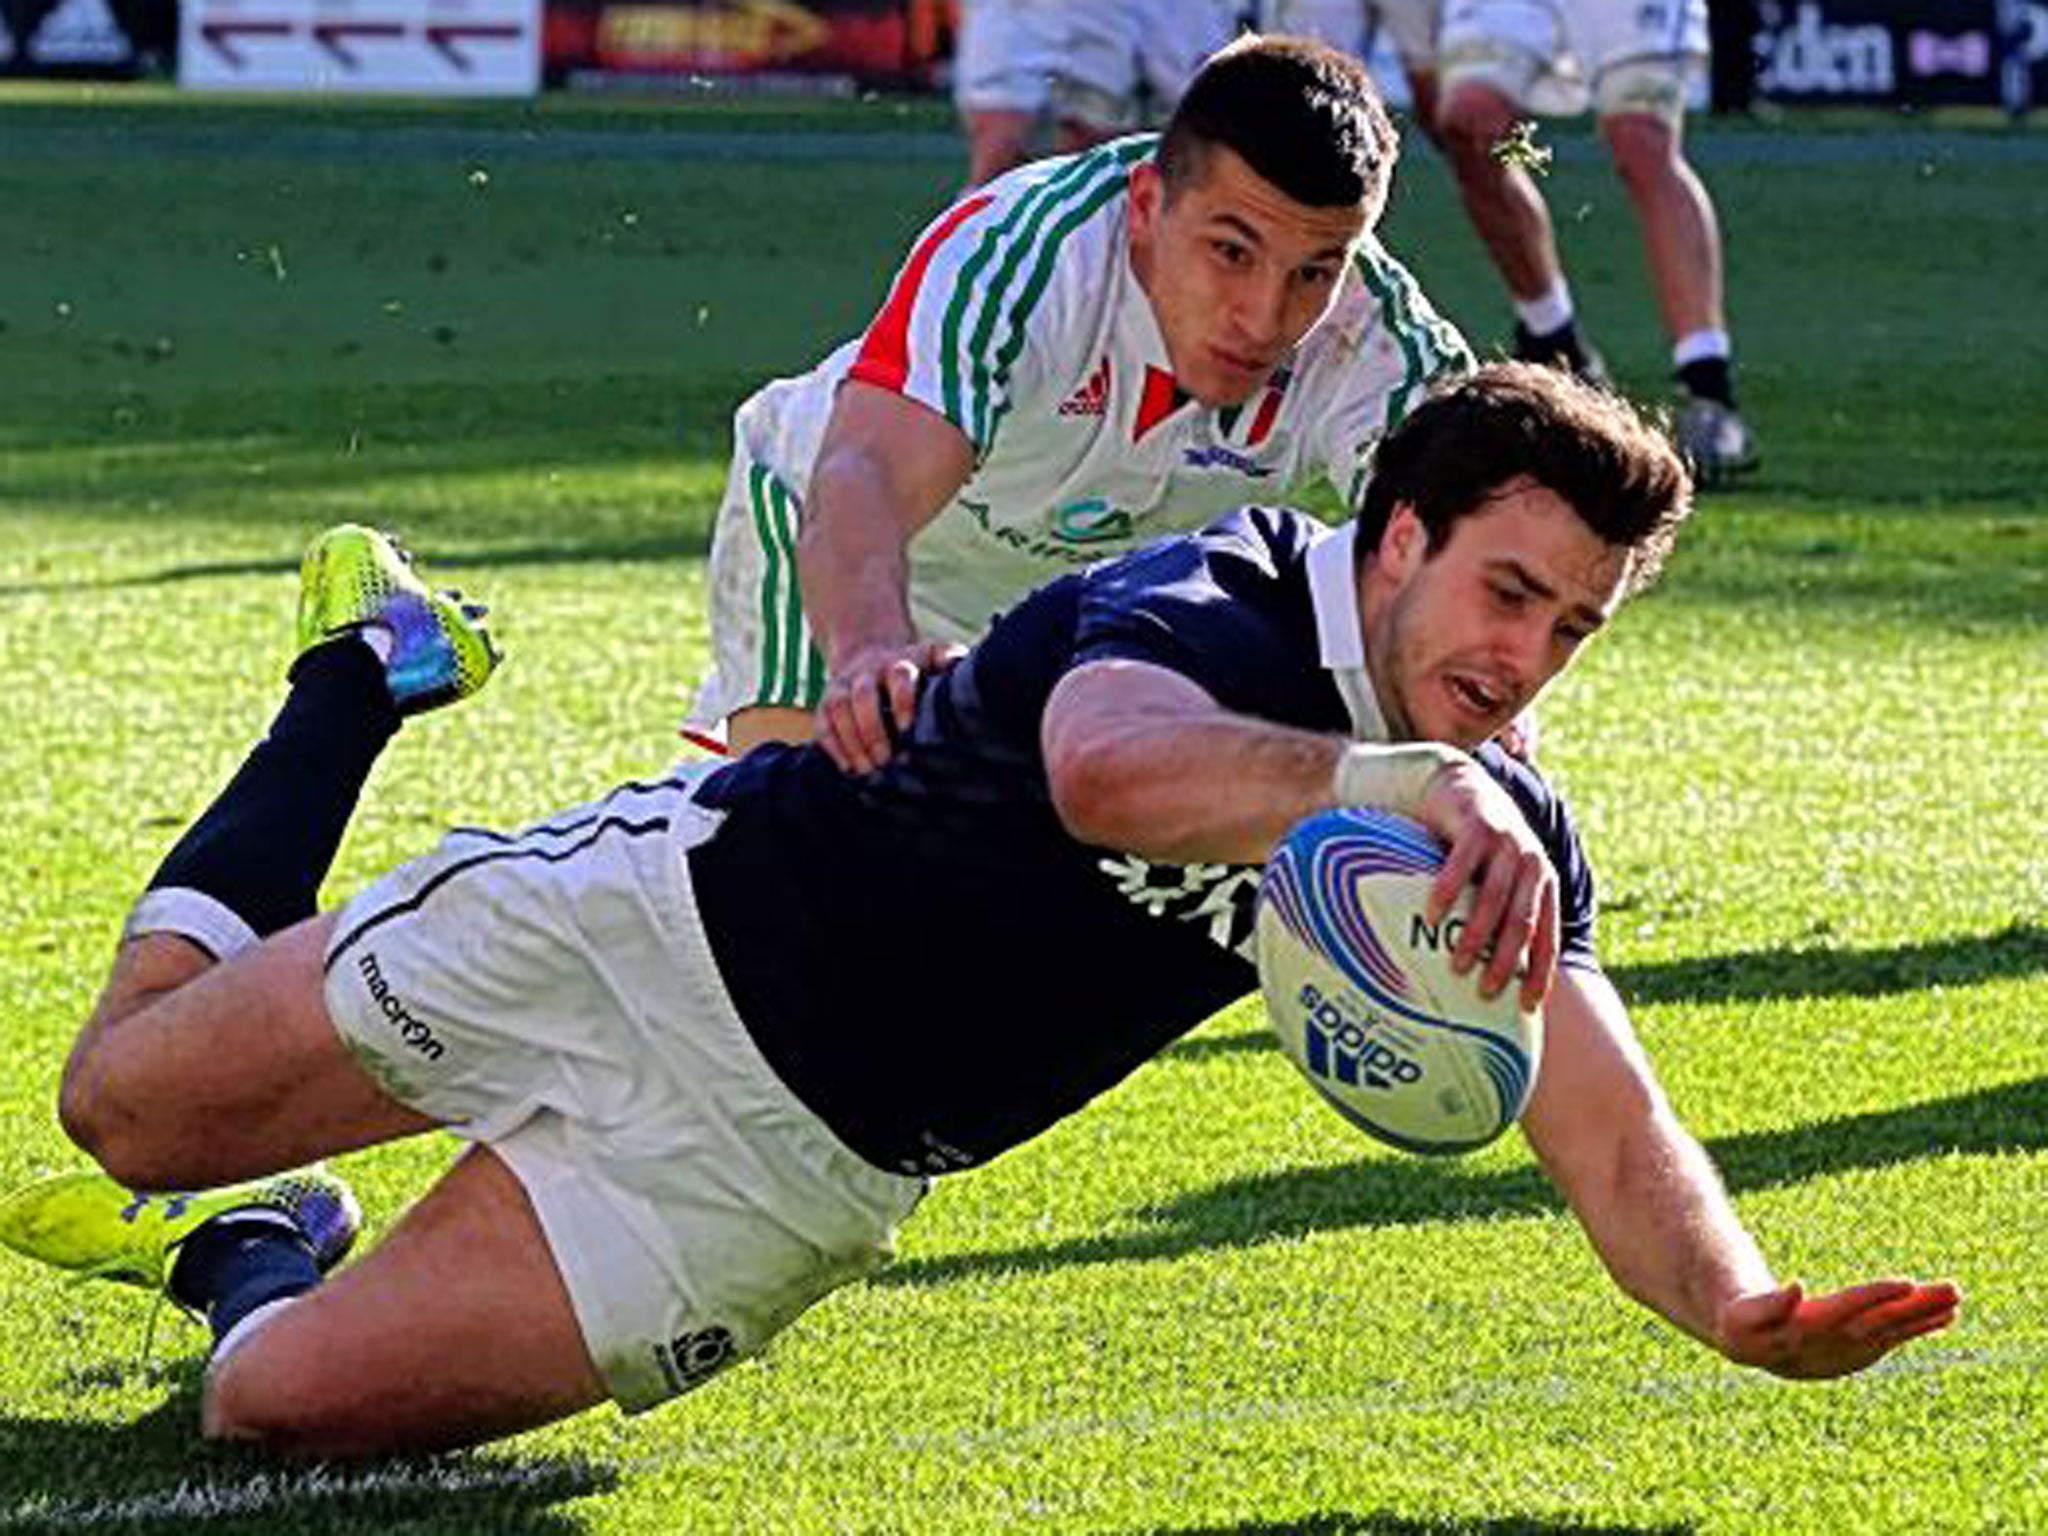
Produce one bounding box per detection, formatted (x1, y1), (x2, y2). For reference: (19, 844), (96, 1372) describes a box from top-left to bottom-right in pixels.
(0, 1460), (602, 1531)
(2, 1341), (2027, 1528)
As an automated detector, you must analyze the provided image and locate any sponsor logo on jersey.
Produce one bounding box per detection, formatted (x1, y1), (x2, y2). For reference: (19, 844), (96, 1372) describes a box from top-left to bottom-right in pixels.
(1098, 853), (1261, 954)
(1051, 496), (1135, 544)
(655, 1324), (737, 1393)
(1058, 355), (1111, 417)
(1181, 444), (1276, 477)
(356, 951), (447, 1061)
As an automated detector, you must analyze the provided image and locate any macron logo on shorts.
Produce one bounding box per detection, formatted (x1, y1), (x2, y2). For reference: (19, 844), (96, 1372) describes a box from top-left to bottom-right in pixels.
(356, 951), (447, 1062)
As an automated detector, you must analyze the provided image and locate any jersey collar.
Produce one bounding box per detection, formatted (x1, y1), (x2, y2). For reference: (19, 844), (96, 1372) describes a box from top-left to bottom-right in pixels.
(1306, 521), (1391, 743)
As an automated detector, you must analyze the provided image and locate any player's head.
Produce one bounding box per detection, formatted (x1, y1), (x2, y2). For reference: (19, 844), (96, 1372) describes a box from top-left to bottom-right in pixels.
(1353, 363), (1693, 748)
(1158, 34), (1398, 217)
(1127, 35), (1396, 408)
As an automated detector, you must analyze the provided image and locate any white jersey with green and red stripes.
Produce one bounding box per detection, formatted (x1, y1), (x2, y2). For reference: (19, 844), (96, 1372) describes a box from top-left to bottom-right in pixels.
(710, 134), (1468, 715)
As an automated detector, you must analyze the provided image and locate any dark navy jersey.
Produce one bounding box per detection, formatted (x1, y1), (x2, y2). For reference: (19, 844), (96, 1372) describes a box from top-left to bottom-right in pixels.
(689, 506), (1599, 1176)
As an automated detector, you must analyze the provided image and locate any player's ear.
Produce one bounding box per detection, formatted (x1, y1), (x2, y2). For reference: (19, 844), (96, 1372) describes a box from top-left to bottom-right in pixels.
(1128, 161), (1164, 239)
(1378, 502), (1428, 580)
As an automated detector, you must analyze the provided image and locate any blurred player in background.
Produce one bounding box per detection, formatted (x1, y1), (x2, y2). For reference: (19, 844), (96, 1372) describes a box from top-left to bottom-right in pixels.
(699, 34), (1470, 769)
(1262, 0), (1758, 487)
(953, 0), (1244, 186)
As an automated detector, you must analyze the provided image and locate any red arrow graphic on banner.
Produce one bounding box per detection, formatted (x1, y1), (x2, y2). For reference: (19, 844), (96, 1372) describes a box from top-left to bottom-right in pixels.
(200, 19), (291, 65)
(312, 20), (405, 66)
(425, 22), (522, 70)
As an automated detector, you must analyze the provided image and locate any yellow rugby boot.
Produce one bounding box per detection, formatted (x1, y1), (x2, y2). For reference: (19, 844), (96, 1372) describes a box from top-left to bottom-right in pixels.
(296, 523), (499, 716)
(0, 1166), (360, 1291)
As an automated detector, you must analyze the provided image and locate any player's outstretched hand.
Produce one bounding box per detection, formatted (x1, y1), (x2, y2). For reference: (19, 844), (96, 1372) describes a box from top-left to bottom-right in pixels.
(1716, 1279), (1962, 1379)
(1417, 761), (1559, 1011)
(818, 640), (966, 774)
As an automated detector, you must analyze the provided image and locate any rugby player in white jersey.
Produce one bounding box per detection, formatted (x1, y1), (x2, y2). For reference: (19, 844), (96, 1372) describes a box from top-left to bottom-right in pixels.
(3, 365), (1954, 1457)
(694, 33), (1471, 772)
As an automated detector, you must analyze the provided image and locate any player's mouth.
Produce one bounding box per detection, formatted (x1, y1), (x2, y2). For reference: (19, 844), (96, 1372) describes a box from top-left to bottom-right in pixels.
(1208, 344), (1272, 385)
(1444, 670), (1516, 730)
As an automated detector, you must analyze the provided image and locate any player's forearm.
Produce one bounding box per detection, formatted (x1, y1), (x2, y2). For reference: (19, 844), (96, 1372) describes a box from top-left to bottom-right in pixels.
(1044, 664), (1469, 864)
(1556, 1111), (1775, 1353)
(797, 457), (919, 670)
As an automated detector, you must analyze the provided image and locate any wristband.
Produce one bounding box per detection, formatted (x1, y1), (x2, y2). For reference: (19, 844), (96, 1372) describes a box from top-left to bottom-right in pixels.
(1330, 741), (1470, 819)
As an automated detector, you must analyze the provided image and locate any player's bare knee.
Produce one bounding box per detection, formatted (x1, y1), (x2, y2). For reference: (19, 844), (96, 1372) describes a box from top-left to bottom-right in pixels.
(1437, 86), (1516, 160)
(203, 1345), (371, 1460)
(1600, 113), (1680, 189)
(58, 1048), (172, 1189)
(56, 1047), (124, 1168)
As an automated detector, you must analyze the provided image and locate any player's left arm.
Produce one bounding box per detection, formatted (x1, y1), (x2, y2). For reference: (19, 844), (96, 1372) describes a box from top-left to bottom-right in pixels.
(1522, 966), (1961, 1378)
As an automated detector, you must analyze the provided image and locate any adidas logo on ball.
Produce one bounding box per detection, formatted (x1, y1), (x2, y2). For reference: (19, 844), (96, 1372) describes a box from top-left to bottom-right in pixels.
(1297, 983), (1424, 1091)
(1256, 806), (1543, 1155)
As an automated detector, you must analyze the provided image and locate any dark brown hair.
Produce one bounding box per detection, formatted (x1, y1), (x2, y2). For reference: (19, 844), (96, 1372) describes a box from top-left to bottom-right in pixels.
(1356, 362), (1694, 598)
(1157, 34), (1397, 215)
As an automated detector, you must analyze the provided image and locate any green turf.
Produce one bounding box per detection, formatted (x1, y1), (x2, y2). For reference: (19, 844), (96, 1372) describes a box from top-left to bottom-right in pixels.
(0, 89), (2044, 1534)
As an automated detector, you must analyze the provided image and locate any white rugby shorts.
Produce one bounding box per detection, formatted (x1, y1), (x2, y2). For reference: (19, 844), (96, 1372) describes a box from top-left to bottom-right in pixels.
(954, 0), (1238, 129)
(1437, 0), (1706, 118)
(1262, 0), (1442, 73)
(322, 769), (926, 1412)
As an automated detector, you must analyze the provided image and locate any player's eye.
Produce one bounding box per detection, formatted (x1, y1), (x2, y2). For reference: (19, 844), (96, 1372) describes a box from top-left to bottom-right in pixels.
(1298, 263), (1340, 288)
(1211, 239), (1251, 268)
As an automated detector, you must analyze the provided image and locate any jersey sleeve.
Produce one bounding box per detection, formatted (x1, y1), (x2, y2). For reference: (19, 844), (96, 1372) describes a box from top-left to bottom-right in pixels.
(1069, 508), (1327, 722)
(846, 140), (1151, 459)
(1305, 237), (1475, 512)
(1475, 744), (1602, 973)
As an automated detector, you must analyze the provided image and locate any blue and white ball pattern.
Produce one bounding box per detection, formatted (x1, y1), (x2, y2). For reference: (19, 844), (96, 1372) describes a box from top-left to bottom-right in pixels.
(1257, 806), (1542, 1155)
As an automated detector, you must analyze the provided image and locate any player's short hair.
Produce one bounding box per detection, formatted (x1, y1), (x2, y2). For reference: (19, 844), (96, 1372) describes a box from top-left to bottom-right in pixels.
(1356, 363), (1694, 598)
(1157, 34), (1398, 216)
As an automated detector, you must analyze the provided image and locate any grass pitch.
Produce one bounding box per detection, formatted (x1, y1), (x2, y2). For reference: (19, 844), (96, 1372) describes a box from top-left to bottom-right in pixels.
(0, 89), (2044, 1534)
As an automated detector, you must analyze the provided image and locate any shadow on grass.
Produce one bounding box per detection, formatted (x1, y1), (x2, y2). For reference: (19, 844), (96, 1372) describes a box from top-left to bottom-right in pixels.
(1609, 923), (2048, 1005)
(0, 1364), (616, 1534)
(882, 1072), (2048, 1290)
(1143, 1516), (1692, 1535)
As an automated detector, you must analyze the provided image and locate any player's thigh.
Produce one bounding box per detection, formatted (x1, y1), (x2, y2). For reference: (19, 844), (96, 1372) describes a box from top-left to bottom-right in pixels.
(65, 917), (432, 1190)
(728, 704), (815, 755)
(204, 1143), (604, 1458)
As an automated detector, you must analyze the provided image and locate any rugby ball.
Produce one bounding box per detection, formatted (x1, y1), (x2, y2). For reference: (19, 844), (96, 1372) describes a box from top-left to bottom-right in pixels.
(1256, 806), (1542, 1155)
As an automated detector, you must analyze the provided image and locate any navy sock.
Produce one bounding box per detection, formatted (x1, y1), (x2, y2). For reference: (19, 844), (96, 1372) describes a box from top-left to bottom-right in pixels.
(166, 1210), (323, 1345)
(147, 639), (400, 938)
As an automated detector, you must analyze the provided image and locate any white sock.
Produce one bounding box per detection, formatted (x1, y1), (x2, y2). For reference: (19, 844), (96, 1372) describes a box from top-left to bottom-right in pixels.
(1673, 328), (1732, 368)
(123, 888), (258, 961)
(1514, 280), (1575, 337)
(208, 1294), (299, 1370)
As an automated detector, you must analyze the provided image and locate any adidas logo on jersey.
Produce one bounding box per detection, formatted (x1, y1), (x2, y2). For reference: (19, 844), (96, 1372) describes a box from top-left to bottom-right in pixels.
(1058, 356), (1111, 418)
